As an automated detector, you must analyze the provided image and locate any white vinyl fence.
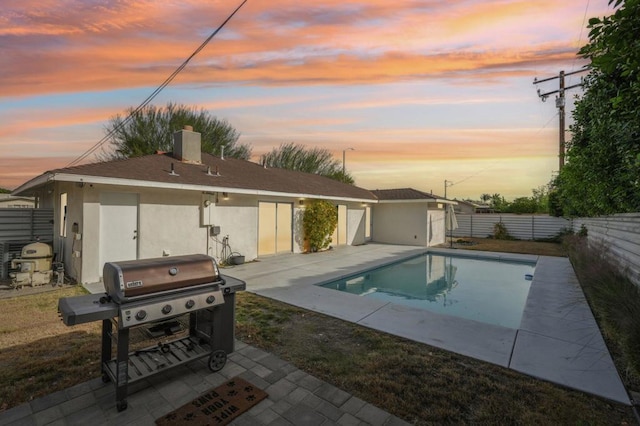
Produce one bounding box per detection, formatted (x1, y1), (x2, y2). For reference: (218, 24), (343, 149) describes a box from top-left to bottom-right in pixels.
(573, 213), (640, 286)
(451, 214), (571, 240)
(450, 212), (640, 286)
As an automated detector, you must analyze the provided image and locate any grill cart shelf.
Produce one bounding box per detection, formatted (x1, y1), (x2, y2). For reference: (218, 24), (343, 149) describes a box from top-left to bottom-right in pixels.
(100, 305), (234, 412)
(58, 255), (245, 412)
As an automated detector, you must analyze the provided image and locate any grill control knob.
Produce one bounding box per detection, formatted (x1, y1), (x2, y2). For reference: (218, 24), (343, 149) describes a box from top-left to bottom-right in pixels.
(185, 299), (195, 309)
(135, 310), (147, 321)
(206, 295), (216, 304)
(161, 304), (172, 315)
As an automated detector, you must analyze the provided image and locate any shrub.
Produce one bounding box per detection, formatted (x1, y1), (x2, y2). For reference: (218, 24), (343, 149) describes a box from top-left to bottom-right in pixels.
(302, 200), (338, 252)
(492, 222), (513, 240)
(578, 224), (588, 237)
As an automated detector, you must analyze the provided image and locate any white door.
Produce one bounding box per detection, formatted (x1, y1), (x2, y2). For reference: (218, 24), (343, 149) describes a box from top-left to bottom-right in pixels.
(332, 205), (348, 246)
(99, 192), (138, 275)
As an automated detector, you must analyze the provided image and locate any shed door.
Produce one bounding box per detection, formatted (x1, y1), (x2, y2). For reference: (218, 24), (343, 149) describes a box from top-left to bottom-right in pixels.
(99, 193), (138, 275)
(331, 205), (348, 246)
(258, 202), (292, 256)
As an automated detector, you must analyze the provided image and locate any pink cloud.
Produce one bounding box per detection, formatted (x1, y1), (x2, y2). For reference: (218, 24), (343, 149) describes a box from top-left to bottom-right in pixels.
(0, 0), (609, 97)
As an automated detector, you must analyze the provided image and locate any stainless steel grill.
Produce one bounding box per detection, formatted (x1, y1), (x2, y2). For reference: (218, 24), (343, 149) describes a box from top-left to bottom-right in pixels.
(58, 254), (246, 412)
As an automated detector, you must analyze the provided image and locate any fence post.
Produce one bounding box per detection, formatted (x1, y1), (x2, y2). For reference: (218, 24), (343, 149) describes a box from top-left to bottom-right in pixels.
(30, 209), (35, 240)
(532, 216), (535, 240)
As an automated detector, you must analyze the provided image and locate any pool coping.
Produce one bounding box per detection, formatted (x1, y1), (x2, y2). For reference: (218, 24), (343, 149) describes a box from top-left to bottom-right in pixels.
(225, 243), (631, 405)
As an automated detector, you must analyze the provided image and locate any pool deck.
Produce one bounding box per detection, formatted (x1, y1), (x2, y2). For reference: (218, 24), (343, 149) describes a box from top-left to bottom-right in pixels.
(227, 243), (630, 406)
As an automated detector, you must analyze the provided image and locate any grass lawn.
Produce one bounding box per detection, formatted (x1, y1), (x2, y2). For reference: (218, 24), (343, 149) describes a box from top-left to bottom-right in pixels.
(0, 240), (636, 424)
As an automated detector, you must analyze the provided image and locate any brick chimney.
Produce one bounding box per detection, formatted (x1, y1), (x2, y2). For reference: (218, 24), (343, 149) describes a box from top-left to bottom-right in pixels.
(173, 125), (201, 164)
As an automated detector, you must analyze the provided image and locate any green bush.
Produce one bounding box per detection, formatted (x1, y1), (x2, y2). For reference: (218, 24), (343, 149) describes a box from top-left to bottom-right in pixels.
(302, 200), (338, 252)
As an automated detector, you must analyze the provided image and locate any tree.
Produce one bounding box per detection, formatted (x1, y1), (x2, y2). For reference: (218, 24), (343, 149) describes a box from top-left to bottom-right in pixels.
(100, 103), (252, 161)
(0, 188), (10, 194)
(551, 0), (640, 216)
(490, 193), (508, 212)
(261, 142), (355, 184)
(480, 194), (491, 204)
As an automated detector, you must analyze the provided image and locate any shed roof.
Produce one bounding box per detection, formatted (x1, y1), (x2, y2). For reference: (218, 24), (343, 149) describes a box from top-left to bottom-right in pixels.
(371, 188), (446, 201)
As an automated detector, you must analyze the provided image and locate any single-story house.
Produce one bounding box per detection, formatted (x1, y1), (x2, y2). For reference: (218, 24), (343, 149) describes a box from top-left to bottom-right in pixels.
(12, 127), (377, 284)
(369, 188), (456, 247)
(454, 199), (493, 214)
(0, 194), (35, 208)
(12, 127), (456, 285)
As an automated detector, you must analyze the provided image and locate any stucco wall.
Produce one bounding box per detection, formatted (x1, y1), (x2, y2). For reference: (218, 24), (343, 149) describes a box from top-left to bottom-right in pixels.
(209, 194), (258, 261)
(52, 182), (372, 283)
(138, 189), (203, 259)
(52, 182), (86, 283)
(371, 203), (428, 246)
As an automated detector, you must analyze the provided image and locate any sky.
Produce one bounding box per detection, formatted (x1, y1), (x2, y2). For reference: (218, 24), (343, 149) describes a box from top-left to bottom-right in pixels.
(0, 0), (616, 200)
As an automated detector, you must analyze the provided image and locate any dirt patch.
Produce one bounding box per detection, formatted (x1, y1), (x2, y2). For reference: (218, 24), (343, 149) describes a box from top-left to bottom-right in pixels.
(0, 280), (74, 299)
(444, 237), (567, 257)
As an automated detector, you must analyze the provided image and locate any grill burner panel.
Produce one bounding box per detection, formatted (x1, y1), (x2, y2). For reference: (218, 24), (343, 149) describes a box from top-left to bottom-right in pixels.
(119, 288), (223, 327)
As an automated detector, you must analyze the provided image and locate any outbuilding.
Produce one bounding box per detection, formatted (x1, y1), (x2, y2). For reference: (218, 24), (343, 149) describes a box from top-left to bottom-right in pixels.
(370, 188), (456, 247)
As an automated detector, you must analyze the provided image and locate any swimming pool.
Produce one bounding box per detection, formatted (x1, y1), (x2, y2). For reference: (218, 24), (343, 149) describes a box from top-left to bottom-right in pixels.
(319, 253), (535, 329)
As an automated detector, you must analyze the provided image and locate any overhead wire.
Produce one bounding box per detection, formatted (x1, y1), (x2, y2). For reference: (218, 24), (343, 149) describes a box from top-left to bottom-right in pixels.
(446, 110), (559, 193)
(451, 2), (594, 196)
(66, 0), (248, 167)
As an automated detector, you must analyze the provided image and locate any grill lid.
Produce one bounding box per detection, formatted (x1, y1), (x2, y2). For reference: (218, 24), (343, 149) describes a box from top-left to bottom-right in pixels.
(103, 254), (223, 303)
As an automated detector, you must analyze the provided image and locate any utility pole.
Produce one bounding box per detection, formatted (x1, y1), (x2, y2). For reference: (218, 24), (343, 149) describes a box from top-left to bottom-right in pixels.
(533, 67), (588, 171)
(444, 180), (453, 199)
(342, 147), (354, 174)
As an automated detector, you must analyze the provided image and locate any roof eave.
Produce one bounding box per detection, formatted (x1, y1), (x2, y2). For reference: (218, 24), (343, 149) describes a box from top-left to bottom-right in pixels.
(12, 173), (55, 196)
(42, 173), (378, 203)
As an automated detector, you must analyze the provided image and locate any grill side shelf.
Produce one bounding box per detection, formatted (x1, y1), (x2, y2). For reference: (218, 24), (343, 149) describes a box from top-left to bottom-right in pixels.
(103, 336), (212, 384)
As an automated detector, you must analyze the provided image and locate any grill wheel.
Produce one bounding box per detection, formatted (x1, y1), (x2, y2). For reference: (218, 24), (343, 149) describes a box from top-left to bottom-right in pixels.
(208, 349), (227, 372)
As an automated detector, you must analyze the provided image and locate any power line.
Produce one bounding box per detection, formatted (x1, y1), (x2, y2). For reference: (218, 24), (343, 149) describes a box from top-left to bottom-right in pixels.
(533, 67), (589, 171)
(569, 0), (591, 83)
(66, 0), (248, 167)
(442, 109), (558, 198)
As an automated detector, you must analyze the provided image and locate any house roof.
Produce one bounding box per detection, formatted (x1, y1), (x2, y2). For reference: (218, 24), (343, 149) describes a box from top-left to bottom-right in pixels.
(13, 153), (377, 202)
(0, 194), (34, 202)
(370, 188), (454, 204)
(455, 199), (491, 209)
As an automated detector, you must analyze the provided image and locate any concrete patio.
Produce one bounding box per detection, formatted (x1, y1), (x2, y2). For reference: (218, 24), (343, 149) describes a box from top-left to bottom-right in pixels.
(226, 243), (630, 405)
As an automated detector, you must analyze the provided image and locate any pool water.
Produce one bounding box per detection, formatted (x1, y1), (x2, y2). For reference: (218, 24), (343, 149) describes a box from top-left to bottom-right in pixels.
(319, 253), (535, 329)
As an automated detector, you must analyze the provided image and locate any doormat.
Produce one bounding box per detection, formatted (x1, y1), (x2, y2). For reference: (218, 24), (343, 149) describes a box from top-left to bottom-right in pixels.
(155, 377), (268, 426)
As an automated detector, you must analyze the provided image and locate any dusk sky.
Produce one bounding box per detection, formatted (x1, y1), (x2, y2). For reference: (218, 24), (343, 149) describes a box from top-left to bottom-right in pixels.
(0, 0), (614, 199)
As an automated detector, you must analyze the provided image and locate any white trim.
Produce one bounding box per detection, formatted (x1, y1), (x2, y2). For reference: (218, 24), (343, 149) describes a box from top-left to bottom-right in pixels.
(28, 173), (377, 204)
(376, 198), (457, 205)
(12, 173), (54, 195)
